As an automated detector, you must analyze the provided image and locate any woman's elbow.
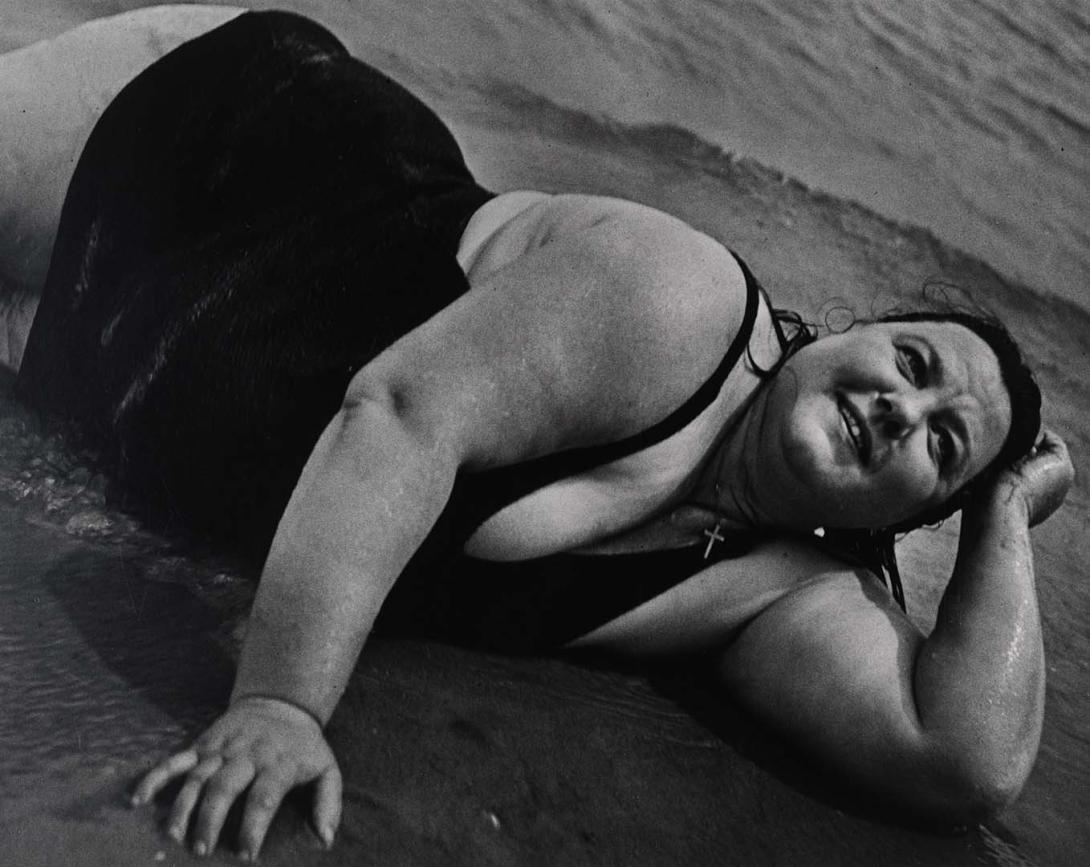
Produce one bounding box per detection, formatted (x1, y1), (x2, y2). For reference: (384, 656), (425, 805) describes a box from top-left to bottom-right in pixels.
(924, 738), (1038, 822)
(341, 369), (447, 454)
(342, 368), (407, 421)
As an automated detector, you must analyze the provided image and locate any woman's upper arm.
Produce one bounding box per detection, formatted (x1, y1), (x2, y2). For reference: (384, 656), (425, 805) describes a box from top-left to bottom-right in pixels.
(716, 560), (978, 815)
(347, 215), (745, 471)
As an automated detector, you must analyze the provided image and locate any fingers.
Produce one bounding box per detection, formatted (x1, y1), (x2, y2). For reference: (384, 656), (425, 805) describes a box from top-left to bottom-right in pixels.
(1006, 428), (1074, 527)
(167, 756), (224, 845)
(132, 705), (338, 858)
(131, 749), (200, 806)
(238, 771), (296, 860)
(312, 766), (343, 848)
(193, 758), (257, 857)
(136, 750), (300, 859)
(1042, 430), (1072, 463)
(1024, 429), (1073, 475)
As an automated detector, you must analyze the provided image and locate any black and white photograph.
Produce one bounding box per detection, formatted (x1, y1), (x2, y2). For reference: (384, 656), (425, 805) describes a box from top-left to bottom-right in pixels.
(0, 2), (1086, 864)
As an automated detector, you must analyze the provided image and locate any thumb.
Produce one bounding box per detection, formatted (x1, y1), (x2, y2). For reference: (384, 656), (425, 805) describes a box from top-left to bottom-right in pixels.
(312, 765), (342, 848)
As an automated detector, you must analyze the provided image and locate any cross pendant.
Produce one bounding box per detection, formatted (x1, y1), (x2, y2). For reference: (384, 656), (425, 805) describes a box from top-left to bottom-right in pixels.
(703, 522), (726, 559)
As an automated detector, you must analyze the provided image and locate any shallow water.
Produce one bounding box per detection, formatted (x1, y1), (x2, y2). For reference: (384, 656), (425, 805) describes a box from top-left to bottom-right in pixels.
(335, 0), (1090, 309)
(3, 2), (1085, 307)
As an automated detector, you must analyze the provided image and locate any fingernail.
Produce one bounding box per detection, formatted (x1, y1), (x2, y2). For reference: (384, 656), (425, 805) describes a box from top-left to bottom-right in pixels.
(194, 840), (208, 856)
(239, 849), (253, 863)
(321, 826), (334, 848)
(168, 826), (184, 843)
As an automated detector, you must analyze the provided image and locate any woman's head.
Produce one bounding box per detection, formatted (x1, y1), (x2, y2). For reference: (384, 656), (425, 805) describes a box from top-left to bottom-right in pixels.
(874, 309), (1040, 531)
(752, 307), (1040, 534)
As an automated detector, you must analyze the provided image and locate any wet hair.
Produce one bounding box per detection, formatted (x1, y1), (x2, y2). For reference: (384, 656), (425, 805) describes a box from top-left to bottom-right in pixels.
(764, 303), (1041, 610)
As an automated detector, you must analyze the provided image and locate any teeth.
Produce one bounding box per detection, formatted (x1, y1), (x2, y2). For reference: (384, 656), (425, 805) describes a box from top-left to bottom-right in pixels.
(840, 402), (862, 457)
(846, 413), (861, 446)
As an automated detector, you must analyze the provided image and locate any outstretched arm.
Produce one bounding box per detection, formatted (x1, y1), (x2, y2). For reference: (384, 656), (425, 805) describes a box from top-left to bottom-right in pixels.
(718, 431), (1072, 819)
(130, 210), (745, 857)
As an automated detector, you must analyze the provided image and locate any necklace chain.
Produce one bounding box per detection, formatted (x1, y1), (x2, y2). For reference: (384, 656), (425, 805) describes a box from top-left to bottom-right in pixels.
(679, 387), (761, 558)
(685, 449), (739, 559)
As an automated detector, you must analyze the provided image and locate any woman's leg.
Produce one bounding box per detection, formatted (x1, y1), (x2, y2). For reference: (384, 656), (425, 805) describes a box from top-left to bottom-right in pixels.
(0, 5), (244, 370)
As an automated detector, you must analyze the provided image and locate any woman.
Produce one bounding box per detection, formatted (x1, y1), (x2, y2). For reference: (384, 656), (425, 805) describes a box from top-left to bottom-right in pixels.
(0, 7), (1073, 861)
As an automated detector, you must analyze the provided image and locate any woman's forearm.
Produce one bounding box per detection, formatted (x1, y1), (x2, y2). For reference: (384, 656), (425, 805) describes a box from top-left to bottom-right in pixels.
(913, 485), (1045, 804)
(230, 398), (457, 724)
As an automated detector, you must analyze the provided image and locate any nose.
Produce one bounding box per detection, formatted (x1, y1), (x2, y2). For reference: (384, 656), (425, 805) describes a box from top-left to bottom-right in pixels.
(874, 392), (929, 441)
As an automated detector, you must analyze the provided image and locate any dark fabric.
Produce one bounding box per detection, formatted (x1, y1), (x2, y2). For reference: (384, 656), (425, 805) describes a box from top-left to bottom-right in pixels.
(17, 10), (771, 652)
(379, 529), (760, 654)
(18, 11), (494, 555)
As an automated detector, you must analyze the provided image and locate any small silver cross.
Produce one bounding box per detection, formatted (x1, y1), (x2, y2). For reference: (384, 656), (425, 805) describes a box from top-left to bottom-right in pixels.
(703, 522), (726, 559)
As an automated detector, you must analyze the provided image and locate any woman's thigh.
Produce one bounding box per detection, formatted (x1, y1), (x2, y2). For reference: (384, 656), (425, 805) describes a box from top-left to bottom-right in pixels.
(0, 5), (245, 293)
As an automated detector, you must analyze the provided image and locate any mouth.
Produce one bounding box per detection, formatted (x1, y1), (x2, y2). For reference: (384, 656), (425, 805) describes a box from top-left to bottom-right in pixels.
(837, 395), (871, 467)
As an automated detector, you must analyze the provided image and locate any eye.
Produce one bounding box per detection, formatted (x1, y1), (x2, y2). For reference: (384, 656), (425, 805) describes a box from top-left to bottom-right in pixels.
(898, 345), (927, 385)
(933, 424), (955, 468)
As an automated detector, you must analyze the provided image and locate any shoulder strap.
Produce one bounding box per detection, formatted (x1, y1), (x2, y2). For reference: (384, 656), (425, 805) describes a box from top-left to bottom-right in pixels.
(451, 251), (764, 537)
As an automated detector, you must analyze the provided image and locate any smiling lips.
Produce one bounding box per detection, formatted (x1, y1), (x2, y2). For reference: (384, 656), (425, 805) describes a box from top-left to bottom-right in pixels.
(838, 396), (871, 466)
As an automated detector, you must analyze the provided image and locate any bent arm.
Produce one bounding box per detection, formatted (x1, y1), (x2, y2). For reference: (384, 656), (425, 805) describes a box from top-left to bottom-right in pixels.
(132, 210), (749, 856)
(231, 211), (744, 723)
(719, 434), (1071, 819)
(910, 486), (1043, 808)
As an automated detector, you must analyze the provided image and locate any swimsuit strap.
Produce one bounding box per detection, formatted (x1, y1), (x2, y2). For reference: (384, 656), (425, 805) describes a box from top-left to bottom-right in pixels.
(388, 252), (771, 651)
(449, 249), (764, 537)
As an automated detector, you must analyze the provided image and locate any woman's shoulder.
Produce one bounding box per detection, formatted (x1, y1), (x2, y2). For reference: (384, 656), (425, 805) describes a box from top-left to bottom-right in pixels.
(548, 195), (757, 387)
(476, 192), (752, 343)
(362, 192), (765, 470)
(543, 194), (740, 274)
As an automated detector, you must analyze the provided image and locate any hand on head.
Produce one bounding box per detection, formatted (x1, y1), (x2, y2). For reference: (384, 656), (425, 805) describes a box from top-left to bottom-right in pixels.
(993, 429), (1074, 527)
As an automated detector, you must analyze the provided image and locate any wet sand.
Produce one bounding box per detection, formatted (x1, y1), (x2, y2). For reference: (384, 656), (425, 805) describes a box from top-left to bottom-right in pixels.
(2, 3), (1088, 865)
(0, 444), (1016, 867)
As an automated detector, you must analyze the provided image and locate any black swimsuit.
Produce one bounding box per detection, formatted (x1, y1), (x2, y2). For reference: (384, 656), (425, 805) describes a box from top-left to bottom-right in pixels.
(17, 11), (770, 653)
(19, 10), (493, 554)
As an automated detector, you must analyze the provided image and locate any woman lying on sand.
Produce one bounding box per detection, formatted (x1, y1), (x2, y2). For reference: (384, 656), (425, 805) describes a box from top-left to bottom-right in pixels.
(0, 7), (1073, 860)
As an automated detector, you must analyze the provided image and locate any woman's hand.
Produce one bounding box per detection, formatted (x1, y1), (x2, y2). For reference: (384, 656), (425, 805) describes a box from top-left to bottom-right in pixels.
(131, 696), (342, 860)
(992, 429), (1074, 527)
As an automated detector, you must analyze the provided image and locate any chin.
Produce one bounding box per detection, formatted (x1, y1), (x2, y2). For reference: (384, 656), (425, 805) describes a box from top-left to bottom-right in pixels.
(773, 429), (845, 522)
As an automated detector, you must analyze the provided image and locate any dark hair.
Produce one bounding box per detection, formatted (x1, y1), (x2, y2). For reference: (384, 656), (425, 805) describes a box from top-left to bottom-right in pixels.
(766, 305), (1041, 610)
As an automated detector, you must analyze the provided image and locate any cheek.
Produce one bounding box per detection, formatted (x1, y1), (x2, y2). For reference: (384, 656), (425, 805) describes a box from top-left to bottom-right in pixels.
(772, 393), (847, 495)
(872, 448), (941, 520)
(779, 411), (829, 480)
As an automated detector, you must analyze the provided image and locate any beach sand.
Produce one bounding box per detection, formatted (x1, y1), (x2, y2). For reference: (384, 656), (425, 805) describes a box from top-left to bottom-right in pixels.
(1, 3), (1087, 865)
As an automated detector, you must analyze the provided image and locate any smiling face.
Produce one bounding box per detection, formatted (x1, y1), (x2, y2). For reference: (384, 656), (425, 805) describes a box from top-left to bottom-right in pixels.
(749, 320), (1013, 530)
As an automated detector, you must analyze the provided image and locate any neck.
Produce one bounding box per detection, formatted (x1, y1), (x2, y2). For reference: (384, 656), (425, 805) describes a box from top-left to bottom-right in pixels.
(686, 391), (772, 531)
